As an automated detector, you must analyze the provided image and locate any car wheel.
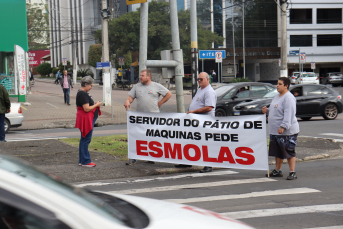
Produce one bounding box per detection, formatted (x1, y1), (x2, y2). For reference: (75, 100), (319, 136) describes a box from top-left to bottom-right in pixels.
(323, 103), (338, 120)
(215, 108), (226, 117)
(300, 117), (312, 121)
(4, 119), (10, 133)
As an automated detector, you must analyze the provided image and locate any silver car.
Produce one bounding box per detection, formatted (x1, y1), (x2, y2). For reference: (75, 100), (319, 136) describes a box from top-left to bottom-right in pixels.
(321, 72), (343, 86)
(4, 103), (24, 133)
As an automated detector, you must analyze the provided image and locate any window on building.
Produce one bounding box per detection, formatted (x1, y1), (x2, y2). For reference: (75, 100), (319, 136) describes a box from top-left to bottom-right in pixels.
(290, 35), (312, 47)
(317, 35), (342, 46)
(290, 9), (312, 24)
(317, 9), (342, 23)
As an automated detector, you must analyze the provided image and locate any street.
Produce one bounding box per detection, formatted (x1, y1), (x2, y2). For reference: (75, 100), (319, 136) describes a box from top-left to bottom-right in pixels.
(78, 157), (343, 229)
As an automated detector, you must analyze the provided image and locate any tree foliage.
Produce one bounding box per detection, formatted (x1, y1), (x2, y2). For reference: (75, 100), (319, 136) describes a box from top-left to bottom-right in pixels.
(36, 62), (52, 76)
(26, 3), (49, 50)
(95, 0), (223, 61)
(88, 44), (102, 67)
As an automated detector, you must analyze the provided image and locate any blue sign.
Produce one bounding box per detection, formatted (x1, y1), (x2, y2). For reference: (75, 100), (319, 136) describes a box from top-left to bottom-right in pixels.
(199, 50), (226, 59)
(96, 62), (111, 69)
(289, 50), (299, 55)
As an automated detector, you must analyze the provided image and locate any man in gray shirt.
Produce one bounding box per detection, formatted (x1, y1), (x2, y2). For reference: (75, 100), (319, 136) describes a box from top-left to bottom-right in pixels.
(175, 72), (217, 173)
(124, 69), (172, 165)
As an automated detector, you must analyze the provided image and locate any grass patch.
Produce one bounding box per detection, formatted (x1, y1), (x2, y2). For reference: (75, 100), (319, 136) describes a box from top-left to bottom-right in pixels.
(61, 134), (128, 159)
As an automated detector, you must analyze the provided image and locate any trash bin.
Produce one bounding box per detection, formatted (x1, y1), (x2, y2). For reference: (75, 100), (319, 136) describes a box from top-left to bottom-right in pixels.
(209, 74), (212, 84)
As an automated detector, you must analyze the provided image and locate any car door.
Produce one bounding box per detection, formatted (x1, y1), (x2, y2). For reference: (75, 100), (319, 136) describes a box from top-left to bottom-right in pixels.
(221, 85), (252, 115)
(299, 85), (324, 115)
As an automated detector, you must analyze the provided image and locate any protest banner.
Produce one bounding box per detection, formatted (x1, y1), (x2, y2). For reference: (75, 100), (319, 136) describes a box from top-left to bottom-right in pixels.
(127, 111), (269, 171)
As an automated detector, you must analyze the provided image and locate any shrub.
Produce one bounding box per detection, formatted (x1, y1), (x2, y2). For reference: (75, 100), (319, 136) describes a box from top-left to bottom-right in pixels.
(229, 77), (251, 83)
(77, 68), (93, 78)
(52, 68), (59, 74)
(36, 62), (52, 76)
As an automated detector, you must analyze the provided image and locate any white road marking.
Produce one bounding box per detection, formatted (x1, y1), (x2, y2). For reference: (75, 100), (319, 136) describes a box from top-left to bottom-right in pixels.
(165, 188), (320, 204)
(75, 170), (239, 187)
(46, 102), (58, 108)
(320, 133), (343, 138)
(6, 137), (67, 142)
(304, 226), (343, 229)
(223, 204), (343, 220)
(108, 178), (276, 195)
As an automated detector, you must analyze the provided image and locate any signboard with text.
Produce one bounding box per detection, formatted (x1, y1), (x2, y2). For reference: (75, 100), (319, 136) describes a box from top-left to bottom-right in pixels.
(215, 51), (223, 63)
(27, 50), (50, 67)
(15, 45), (26, 95)
(300, 52), (306, 63)
(199, 50), (226, 59)
(127, 111), (269, 171)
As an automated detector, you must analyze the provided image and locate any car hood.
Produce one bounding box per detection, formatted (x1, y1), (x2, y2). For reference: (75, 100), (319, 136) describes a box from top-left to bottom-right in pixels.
(105, 192), (254, 229)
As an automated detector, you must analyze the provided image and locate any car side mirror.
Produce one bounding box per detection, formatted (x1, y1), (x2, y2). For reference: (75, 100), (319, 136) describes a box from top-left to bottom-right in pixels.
(232, 95), (238, 99)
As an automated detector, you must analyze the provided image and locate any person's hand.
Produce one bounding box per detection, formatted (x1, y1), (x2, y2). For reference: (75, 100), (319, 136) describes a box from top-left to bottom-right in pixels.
(6, 109), (10, 113)
(158, 101), (162, 108)
(124, 100), (131, 110)
(262, 106), (268, 114)
(278, 127), (285, 134)
(187, 110), (195, 114)
(95, 101), (102, 107)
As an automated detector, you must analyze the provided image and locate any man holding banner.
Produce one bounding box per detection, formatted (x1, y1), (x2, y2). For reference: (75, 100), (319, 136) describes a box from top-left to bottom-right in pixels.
(175, 72), (217, 173)
(124, 69), (172, 165)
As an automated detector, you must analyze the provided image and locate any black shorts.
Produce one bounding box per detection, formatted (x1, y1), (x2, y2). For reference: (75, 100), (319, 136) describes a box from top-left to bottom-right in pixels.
(269, 134), (298, 159)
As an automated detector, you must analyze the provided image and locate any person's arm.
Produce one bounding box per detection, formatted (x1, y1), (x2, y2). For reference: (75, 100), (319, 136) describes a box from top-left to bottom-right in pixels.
(69, 77), (73, 89)
(124, 96), (134, 110)
(187, 106), (213, 114)
(4, 89), (10, 113)
(82, 101), (102, 112)
(158, 91), (172, 108)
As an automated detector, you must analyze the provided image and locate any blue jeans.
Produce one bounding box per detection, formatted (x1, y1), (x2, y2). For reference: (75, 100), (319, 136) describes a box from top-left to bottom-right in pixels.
(0, 114), (5, 141)
(63, 88), (70, 104)
(79, 117), (97, 165)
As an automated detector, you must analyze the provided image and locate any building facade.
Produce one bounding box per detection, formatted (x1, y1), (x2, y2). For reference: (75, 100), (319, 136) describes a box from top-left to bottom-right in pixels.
(287, 0), (343, 77)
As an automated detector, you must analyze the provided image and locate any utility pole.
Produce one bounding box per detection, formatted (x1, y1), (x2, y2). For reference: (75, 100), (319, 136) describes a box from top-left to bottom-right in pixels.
(211, 0), (214, 48)
(139, 2), (148, 73)
(101, 0), (111, 106)
(70, 0), (76, 85)
(232, 0), (236, 77)
(222, 0), (226, 48)
(190, 0), (198, 98)
(243, 0), (246, 79)
(280, 0), (288, 77)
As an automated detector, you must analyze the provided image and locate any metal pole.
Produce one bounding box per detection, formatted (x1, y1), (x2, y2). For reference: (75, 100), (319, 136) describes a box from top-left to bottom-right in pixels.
(190, 0), (198, 99)
(139, 2), (148, 72)
(170, 0), (185, 113)
(102, 0), (111, 106)
(243, 0), (246, 79)
(299, 48), (300, 72)
(211, 0), (214, 48)
(202, 59), (204, 72)
(232, 0), (236, 77)
(222, 0), (226, 48)
(281, 0), (288, 77)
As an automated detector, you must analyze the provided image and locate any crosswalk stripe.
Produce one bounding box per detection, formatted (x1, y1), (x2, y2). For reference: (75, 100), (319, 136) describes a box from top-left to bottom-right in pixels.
(75, 170), (239, 187)
(109, 178), (276, 195)
(165, 188), (320, 204)
(6, 137), (67, 142)
(304, 226), (343, 229)
(222, 204), (343, 220)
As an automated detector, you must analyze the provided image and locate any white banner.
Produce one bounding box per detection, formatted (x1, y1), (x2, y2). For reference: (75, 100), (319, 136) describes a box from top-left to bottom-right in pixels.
(15, 45), (26, 95)
(127, 112), (269, 171)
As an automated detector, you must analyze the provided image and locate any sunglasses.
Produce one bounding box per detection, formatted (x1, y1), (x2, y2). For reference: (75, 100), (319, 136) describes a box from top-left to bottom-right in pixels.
(197, 78), (206, 81)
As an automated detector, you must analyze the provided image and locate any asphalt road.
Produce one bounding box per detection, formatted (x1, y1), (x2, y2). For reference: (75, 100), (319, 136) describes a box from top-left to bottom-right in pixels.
(78, 156), (343, 229)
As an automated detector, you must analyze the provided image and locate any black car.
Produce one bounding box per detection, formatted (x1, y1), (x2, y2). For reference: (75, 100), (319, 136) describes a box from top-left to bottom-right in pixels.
(215, 82), (275, 116)
(233, 84), (343, 120)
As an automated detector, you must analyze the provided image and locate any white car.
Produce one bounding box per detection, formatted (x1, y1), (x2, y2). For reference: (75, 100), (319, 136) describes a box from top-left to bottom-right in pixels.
(0, 154), (254, 229)
(295, 73), (319, 84)
(4, 103), (24, 133)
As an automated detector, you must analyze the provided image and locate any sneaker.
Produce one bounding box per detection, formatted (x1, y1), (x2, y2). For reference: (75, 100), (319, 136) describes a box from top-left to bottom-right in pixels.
(174, 164), (192, 168)
(266, 169), (283, 177)
(200, 166), (212, 173)
(147, 161), (155, 164)
(78, 163), (81, 166)
(82, 162), (96, 167)
(287, 172), (297, 180)
(126, 159), (137, 165)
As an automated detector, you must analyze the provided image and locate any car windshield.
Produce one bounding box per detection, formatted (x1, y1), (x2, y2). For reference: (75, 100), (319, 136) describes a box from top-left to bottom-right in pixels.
(263, 88), (278, 98)
(215, 85), (235, 97)
(303, 74), (316, 78)
(0, 155), (127, 225)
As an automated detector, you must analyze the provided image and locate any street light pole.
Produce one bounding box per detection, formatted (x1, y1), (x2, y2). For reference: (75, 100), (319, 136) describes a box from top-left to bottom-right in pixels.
(280, 0), (288, 77)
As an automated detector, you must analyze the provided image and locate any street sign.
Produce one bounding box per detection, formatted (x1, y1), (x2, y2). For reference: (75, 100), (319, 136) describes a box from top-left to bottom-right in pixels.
(199, 50), (226, 59)
(300, 52), (306, 63)
(289, 50), (299, 55)
(215, 51), (222, 63)
(311, 62), (315, 69)
(119, 57), (124, 66)
(96, 62), (111, 69)
(62, 58), (67, 66)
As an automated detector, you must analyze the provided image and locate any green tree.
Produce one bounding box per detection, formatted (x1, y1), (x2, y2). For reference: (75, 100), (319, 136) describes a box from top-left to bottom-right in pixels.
(36, 62), (52, 76)
(88, 44), (102, 67)
(26, 3), (49, 50)
(95, 0), (223, 61)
